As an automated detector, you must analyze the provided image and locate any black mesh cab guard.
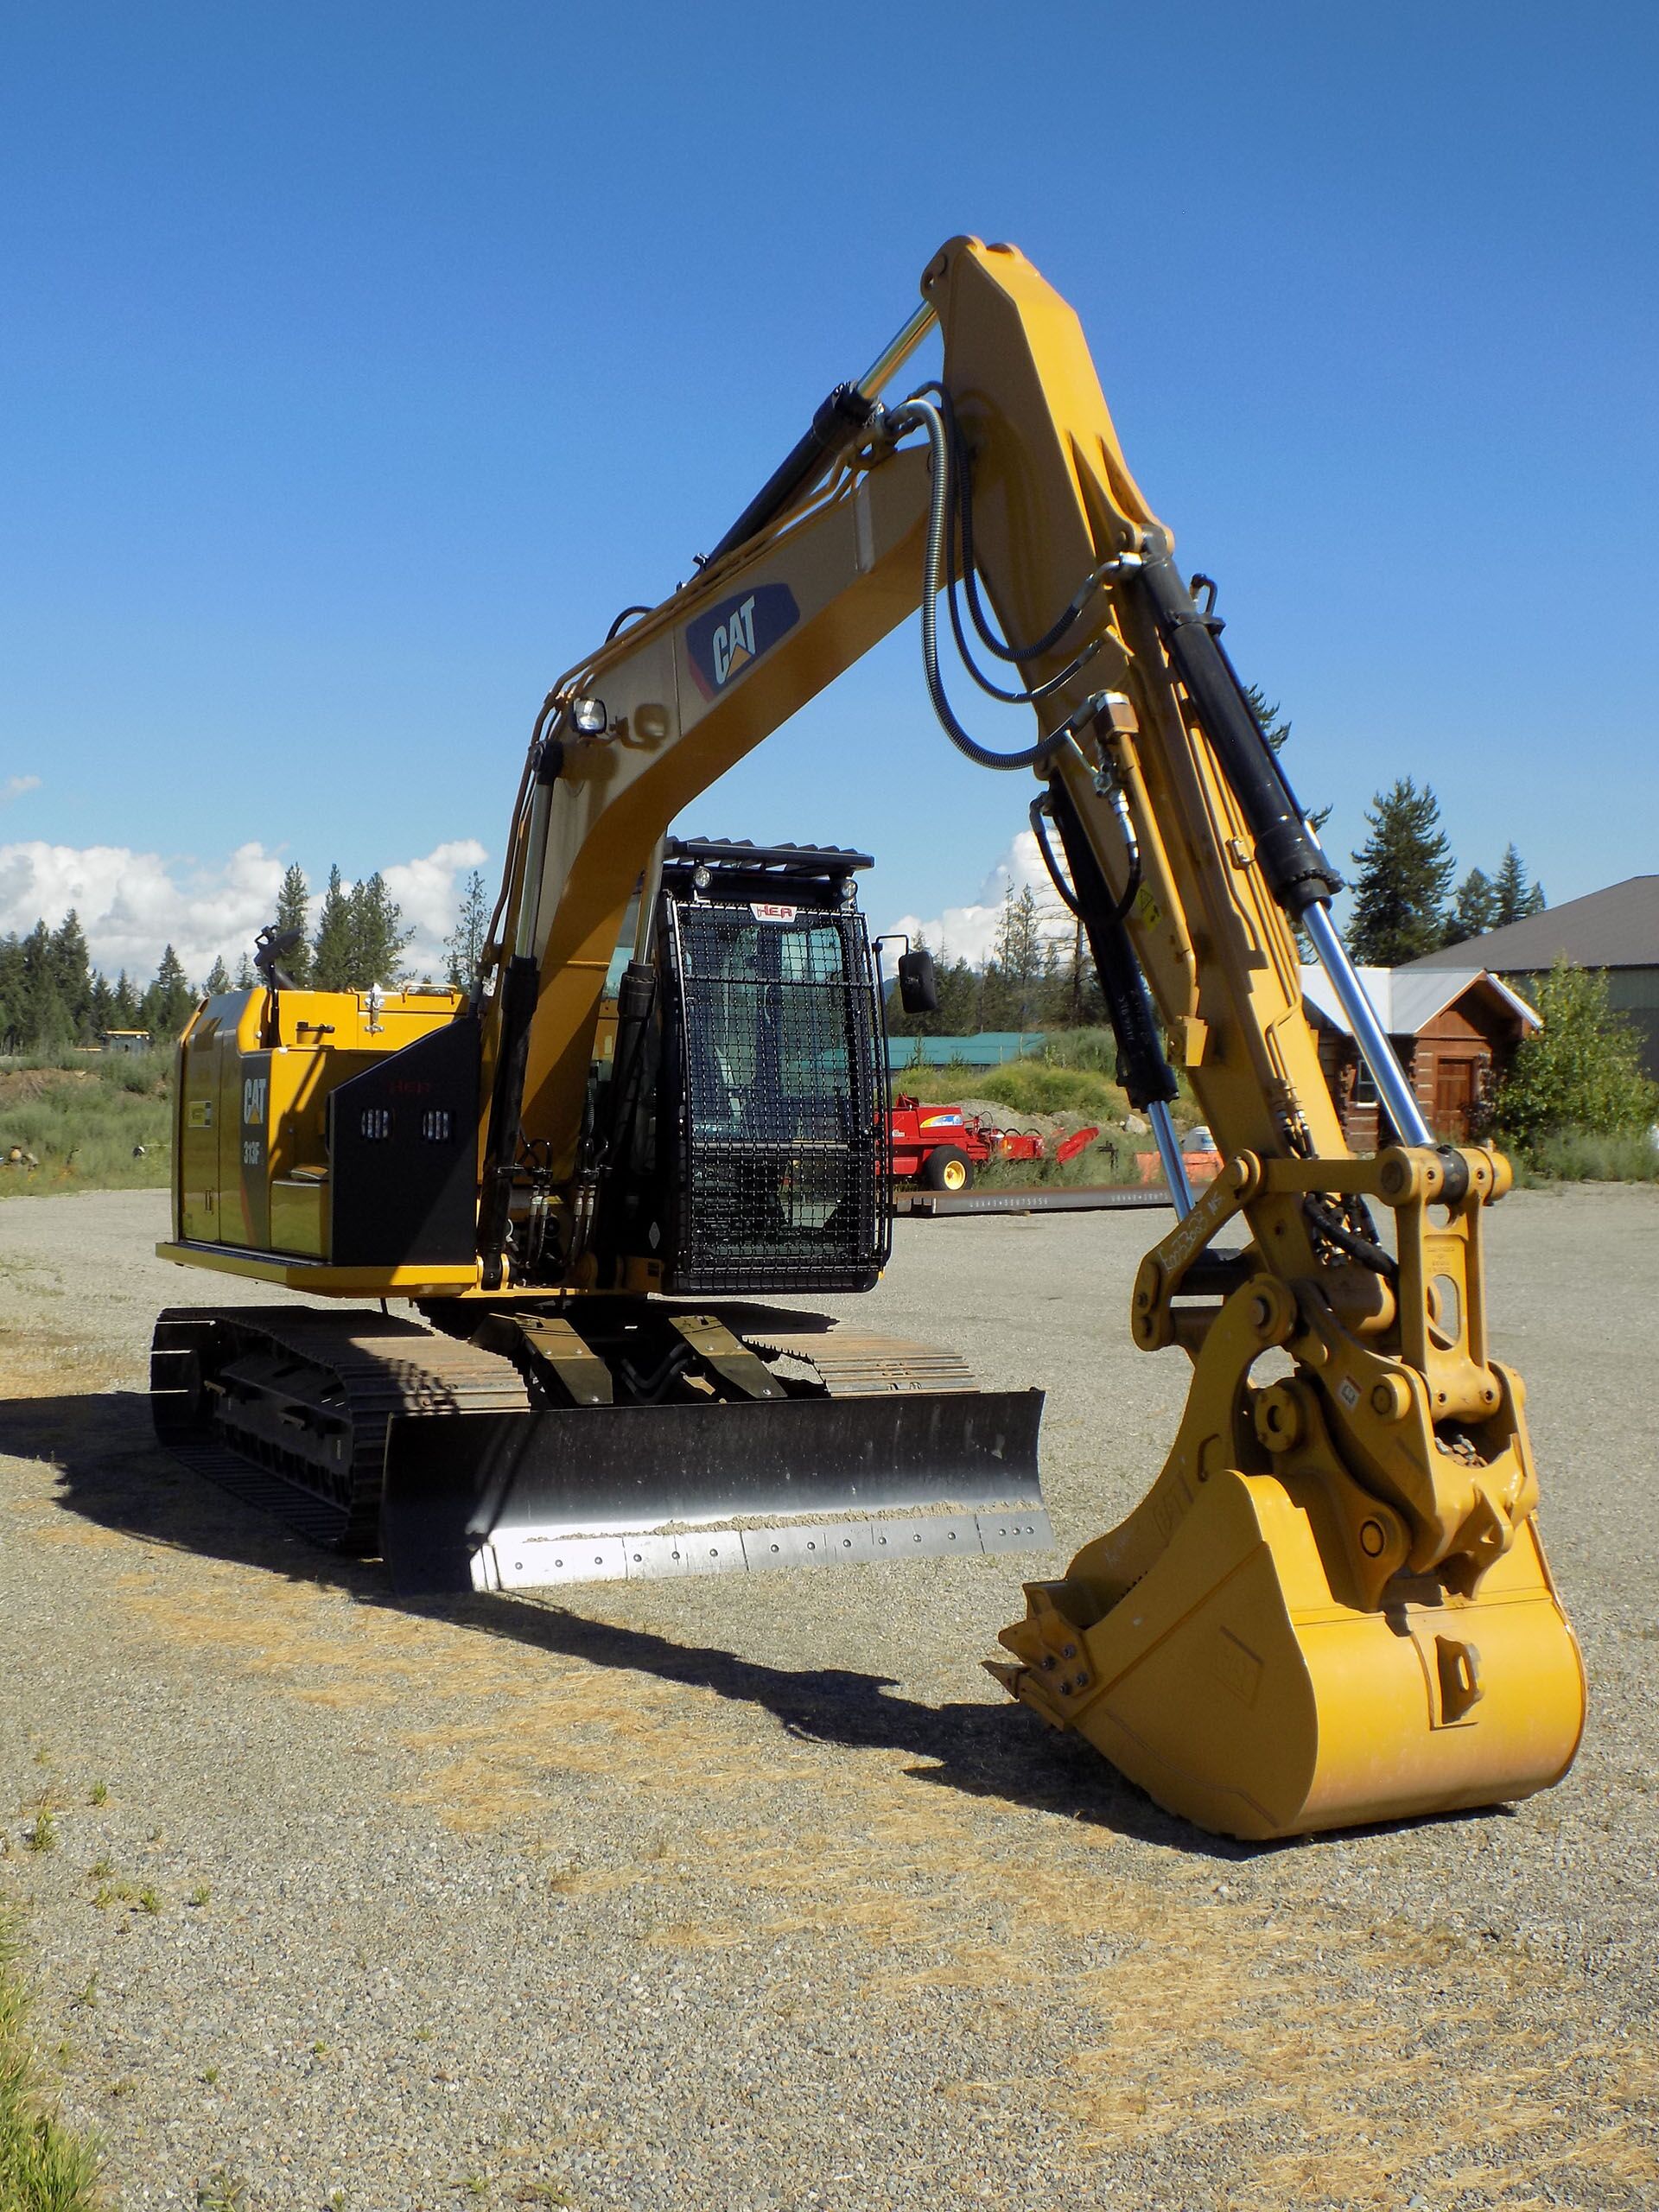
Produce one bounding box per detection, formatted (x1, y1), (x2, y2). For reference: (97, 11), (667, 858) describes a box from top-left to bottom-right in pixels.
(657, 839), (890, 1295)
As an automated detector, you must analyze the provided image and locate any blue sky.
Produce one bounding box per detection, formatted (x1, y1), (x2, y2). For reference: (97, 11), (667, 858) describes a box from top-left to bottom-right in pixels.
(1, 3), (1654, 976)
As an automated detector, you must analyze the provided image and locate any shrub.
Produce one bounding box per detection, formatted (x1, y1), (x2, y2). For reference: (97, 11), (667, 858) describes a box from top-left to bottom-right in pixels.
(1036, 1028), (1118, 1073)
(1508, 1128), (1659, 1185)
(971, 1060), (1130, 1120)
(95, 1054), (164, 1096)
(1493, 961), (1657, 1150)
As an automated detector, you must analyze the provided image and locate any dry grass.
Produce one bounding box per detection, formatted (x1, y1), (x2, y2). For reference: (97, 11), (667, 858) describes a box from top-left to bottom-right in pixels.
(0, 1060), (171, 1198)
(8, 1346), (1656, 2208)
(0, 1910), (102, 2212)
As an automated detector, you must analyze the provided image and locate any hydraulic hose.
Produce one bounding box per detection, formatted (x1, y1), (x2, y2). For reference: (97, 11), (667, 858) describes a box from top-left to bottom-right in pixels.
(904, 382), (1100, 706)
(886, 396), (1052, 772)
(1027, 796), (1081, 915)
(1030, 786), (1141, 927)
(939, 388), (1113, 668)
(943, 541), (1099, 704)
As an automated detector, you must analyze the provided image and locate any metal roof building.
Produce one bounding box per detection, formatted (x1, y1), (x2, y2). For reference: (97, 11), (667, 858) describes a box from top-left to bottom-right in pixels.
(1401, 875), (1659, 1076)
(1300, 966), (1540, 1039)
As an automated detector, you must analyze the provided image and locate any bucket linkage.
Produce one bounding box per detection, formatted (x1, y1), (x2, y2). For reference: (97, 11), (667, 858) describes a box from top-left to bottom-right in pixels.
(990, 1144), (1585, 1840)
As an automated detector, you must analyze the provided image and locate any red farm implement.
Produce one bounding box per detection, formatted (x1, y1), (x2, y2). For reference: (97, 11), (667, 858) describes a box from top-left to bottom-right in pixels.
(888, 1096), (1099, 1192)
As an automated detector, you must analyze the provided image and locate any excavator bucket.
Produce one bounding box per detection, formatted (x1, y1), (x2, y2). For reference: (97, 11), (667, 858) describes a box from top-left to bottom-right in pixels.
(990, 1160), (1586, 1840)
(991, 1460), (1583, 1841)
(379, 1386), (1046, 1594)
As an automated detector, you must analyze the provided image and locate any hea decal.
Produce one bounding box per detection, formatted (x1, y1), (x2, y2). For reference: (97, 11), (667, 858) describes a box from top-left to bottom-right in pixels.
(685, 582), (800, 701)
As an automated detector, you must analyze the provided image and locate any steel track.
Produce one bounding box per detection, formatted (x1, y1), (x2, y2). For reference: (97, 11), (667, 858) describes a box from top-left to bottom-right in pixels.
(151, 1306), (531, 1553)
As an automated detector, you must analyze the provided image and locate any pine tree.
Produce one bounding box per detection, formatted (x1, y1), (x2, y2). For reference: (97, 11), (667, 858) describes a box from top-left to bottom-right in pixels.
(992, 884), (1046, 1029)
(1492, 843), (1547, 927)
(1243, 683), (1330, 832)
(312, 866), (355, 989)
(20, 921), (69, 1049)
(111, 972), (141, 1027)
(936, 952), (979, 1033)
(0, 935), (22, 1050)
(235, 950), (255, 988)
(348, 872), (412, 989)
(143, 945), (195, 1038)
(1345, 779), (1455, 966)
(203, 955), (232, 995)
(273, 863), (313, 985)
(1444, 867), (1498, 947)
(1245, 684), (1291, 753)
(50, 911), (94, 1039)
(443, 868), (491, 993)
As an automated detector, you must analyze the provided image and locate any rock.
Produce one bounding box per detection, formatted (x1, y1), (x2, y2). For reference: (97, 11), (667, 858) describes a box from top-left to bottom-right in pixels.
(1123, 1113), (1150, 1135)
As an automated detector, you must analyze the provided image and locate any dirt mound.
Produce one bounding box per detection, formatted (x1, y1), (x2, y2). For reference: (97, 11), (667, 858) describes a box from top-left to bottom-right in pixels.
(0, 1065), (96, 1103)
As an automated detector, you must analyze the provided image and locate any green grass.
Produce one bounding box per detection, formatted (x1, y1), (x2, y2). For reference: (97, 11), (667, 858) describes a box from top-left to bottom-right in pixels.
(976, 1131), (1150, 1187)
(969, 1060), (1130, 1120)
(0, 1911), (102, 2211)
(0, 1055), (172, 1197)
(889, 1044), (1131, 1122)
(888, 1031), (1192, 1126)
(1507, 1126), (1659, 1185)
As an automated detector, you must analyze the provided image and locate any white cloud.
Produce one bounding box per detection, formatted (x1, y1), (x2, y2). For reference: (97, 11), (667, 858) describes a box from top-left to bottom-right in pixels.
(382, 839), (489, 979)
(2, 775), (41, 804)
(884, 830), (1074, 968)
(0, 839), (283, 983)
(0, 837), (490, 988)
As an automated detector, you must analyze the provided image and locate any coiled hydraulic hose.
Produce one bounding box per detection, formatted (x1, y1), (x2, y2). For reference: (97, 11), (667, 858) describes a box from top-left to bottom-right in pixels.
(885, 396), (1052, 772)
(936, 385), (1115, 670)
(902, 385), (1100, 708)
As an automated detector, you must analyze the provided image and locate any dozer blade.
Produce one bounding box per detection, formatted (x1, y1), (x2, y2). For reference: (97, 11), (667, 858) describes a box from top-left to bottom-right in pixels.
(378, 1389), (1046, 1595)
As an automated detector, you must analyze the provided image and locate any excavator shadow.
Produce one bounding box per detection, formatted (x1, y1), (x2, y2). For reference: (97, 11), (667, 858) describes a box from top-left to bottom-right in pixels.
(3, 1389), (1503, 1859)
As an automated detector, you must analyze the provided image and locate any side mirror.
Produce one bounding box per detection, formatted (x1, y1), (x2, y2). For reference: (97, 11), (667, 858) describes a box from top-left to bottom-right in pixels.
(253, 925), (304, 991)
(898, 949), (939, 1016)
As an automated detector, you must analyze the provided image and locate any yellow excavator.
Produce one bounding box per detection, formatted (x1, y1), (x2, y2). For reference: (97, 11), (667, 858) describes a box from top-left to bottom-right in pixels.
(150, 236), (1585, 1840)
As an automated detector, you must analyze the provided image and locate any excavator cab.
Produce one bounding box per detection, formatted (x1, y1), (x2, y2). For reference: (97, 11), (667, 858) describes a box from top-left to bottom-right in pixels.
(602, 837), (891, 1295)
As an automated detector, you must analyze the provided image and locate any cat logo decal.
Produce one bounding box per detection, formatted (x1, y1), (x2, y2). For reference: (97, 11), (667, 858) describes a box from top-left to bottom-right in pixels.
(685, 583), (800, 701)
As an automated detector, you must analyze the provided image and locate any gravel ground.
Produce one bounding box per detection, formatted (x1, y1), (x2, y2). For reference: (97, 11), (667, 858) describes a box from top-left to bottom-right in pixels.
(1, 1184), (1656, 2210)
